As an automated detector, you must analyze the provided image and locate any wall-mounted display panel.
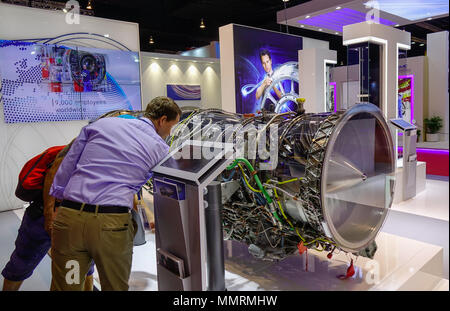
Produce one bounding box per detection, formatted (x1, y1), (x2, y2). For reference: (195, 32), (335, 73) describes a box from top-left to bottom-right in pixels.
(233, 25), (303, 114)
(0, 40), (141, 123)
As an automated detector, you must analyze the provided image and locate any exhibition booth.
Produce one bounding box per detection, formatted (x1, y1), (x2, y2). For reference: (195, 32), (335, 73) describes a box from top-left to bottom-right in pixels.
(0, 1), (448, 291)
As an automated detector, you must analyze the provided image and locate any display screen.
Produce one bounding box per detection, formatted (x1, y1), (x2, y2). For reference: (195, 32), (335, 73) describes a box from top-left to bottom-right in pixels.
(166, 84), (201, 101)
(0, 40), (141, 123)
(160, 144), (221, 174)
(233, 25), (302, 114)
(391, 118), (416, 131)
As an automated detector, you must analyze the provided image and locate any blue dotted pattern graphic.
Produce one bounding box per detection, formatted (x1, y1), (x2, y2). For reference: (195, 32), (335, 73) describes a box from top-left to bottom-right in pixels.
(0, 41), (140, 124)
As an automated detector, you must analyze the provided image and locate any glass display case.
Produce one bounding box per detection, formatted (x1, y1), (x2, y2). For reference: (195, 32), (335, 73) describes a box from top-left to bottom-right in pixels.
(325, 62), (336, 113)
(346, 42), (381, 108)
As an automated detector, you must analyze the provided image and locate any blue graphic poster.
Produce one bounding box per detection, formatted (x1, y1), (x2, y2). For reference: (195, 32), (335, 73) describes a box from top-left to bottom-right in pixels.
(0, 40), (141, 123)
(167, 84), (201, 101)
(233, 25), (303, 114)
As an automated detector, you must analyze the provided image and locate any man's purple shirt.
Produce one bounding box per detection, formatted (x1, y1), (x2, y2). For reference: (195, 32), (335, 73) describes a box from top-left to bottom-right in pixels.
(50, 117), (169, 209)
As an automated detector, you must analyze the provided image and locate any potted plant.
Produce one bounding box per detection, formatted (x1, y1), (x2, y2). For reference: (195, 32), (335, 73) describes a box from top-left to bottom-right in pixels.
(424, 116), (443, 142)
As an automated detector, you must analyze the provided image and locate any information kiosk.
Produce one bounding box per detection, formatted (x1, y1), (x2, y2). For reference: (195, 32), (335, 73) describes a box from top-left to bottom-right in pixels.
(152, 140), (234, 291)
(390, 118), (418, 201)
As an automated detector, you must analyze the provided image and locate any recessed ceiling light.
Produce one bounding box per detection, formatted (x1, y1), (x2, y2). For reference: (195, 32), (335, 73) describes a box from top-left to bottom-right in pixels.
(411, 41), (415, 44)
(336, 6), (341, 10)
(395, 24), (400, 27)
(300, 24), (304, 27)
(335, 32), (339, 35)
(282, 0), (289, 2)
(318, 28), (322, 31)
(305, 15), (310, 19)
(427, 17), (432, 20)
(420, 43), (425, 46)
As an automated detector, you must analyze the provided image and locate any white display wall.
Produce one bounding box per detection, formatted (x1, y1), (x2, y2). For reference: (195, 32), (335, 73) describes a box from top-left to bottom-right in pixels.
(427, 31), (449, 142)
(140, 52), (221, 110)
(0, 3), (140, 212)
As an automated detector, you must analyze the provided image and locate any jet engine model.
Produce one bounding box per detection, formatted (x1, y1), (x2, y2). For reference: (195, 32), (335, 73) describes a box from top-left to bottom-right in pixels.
(168, 103), (395, 261)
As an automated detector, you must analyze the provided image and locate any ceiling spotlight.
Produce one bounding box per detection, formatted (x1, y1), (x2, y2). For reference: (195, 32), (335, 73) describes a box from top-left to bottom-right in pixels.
(335, 32), (339, 35)
(427, 17), (432, 20)
(395, 24), (400, 27)
(86, 0), (93, 10)
(420, 43), (424, 46)
(336, 6), (341, 10)
(200, 18), (206, 29)
(149, 36), (154, 44)
(282, 0), (290, 2)
(318, 28), (323, 31)
(411, 41), (415, 44)
(305, 15), (310, 19)
(300, 24), (304, 27)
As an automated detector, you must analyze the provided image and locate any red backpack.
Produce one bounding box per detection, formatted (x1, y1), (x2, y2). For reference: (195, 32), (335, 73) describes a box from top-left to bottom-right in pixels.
(15, 145), (66, 202)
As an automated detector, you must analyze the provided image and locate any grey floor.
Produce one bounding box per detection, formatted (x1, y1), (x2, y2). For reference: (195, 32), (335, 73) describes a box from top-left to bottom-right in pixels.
(0, 210), (52, 290)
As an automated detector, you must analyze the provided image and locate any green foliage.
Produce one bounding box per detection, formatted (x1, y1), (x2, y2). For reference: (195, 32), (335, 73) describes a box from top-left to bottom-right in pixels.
(424, 116), (443, 134)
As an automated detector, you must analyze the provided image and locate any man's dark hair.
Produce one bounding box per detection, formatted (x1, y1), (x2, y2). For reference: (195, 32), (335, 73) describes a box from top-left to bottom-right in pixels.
(145, 96), (181, 121)
(260, 49), (271, 62)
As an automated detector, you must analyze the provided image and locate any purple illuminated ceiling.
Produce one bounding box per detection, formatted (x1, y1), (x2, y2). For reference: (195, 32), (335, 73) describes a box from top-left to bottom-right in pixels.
(298, 8), (396, 32)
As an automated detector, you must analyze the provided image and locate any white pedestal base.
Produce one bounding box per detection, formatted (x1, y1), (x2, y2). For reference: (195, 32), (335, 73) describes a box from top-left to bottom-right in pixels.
(393, 161), (426, 204)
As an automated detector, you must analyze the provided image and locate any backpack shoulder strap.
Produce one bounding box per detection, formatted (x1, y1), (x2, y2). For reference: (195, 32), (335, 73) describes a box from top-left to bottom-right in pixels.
(19, 150), (49, 185)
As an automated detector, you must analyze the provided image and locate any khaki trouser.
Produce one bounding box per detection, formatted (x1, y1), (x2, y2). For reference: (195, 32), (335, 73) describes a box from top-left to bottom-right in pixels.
(50, 206), (136, 291)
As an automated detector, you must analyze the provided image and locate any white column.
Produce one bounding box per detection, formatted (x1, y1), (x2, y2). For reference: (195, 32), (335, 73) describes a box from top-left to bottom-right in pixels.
(343, 22), (411, 121)
(218, 24), (236, 113)
(298, 48), (337, 113)
(427, 31), (449, 142)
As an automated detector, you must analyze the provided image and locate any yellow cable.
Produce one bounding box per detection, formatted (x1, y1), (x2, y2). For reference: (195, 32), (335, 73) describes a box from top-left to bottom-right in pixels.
(305, 238), (336, 246)
(241, 174), (337, 248)
(273, 188), (306, 242)
(238, 163), (261, 193)
(267, 178), (303, 185)
(273, 184), (336, 247)
(277, 178), (301, 185)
